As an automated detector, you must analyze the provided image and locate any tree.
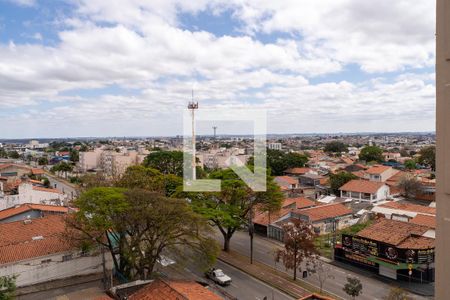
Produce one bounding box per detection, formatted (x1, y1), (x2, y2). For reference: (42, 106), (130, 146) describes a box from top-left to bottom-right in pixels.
(51, 161), (73, 178)
(0, 148), (7, 158)
(70, 149), (80, 162)
(181, 168), (283, 252)
(358, 146), (384, 163)
(343, 276), (363, 299)
(418, 146), (436, 171)
(38, 157), (49, 166)
(307, 258), (334, 294)
(403, 159), (416, 170)
(397, 175), (422, 198)
(275, 219), (318, 281)
(0, 275), (16, 300)
(324, 141), (348, 153)
(7, 151), (20, 159)
(248, 149), (308, 176)
(383, 287), (411, 300)
(67, 187), (218, 280)
(329, 172), (357, 195)
(143, 151), (184, 176)
(117, 165), (182, 197)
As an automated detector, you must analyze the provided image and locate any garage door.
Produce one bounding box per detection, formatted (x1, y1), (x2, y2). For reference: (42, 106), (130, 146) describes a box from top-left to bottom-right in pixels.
(379, 265), (397, 279)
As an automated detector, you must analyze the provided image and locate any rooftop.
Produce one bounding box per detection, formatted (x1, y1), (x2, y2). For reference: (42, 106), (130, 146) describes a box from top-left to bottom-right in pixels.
(0, 203), (70, 221)
(357, 218), (433, 249)
(379, 201), (436, 215)
(410, 214), (436, 229)
(339, 179), (386, 194)
(365, 165), (392, 175)
(295, 203), (352, 222)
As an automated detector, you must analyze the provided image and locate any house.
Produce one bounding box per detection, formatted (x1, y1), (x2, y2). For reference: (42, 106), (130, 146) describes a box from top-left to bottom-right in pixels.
(383, 152), (401, 161)
(339, 180), (390, 202)
(0, 164), (35, 183)
(371, 201), (435, 227)
(0, 203), (70, 224)
(335, 219), (434, 282)
(284, 167), (312, 177)
(0, 181), (67, 211)
(253, 197), (316, 236)
(268, 203), (353, 240)
(298, 173), (324, 187)
(364, 165), (399, 182)
(111, 279), (222, 300)
(274, 176), (299, 191)
(0, 215), (112, 287)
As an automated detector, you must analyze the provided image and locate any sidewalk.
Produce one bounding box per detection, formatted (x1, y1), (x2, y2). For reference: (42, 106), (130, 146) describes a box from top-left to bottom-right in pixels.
(219, 250), (338, 299)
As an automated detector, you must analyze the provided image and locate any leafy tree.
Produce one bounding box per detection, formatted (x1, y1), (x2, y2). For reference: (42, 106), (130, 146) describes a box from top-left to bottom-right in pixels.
(418, 146), (435, 171)
(0, 275), (16, 300)
(329, 172), (357, 195)
(143, 151), (184, 176)
(7, 151), (20, 159)
(38, 157), (49, 166)
(399, 149), (409, 157)
(0, 148), (7, 158)
(248, 149), (308, 176)
(51, 161), (73, 178)
(67, 187), (218, 280)
(180, 168), (283, 252)
(358, 146), (384, 163)
(275, 219), (318, 280)
(117, 165), (182, 197)
(43, 178), (50, 188)
(324, 141), (348, 153)
(343, 276), (363, 300)
(397, 175), (422, 198)
(403, 159), (416, 170)
(70, 149), (80, 162)
(383, 287), (411, 300)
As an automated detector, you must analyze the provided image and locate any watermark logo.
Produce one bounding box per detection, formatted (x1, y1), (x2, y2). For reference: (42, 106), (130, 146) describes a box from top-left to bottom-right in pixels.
(183, 108), (267, 192)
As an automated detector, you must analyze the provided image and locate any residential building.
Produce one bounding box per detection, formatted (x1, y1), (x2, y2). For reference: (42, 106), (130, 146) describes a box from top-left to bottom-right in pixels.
(364, 165), (399, 182)
(268, 143), (282, 150)
(0, 215), (112, 287)
(0, 203), (70, 224)
(339, 180), (390, 202)
(274, 176), (299, 191)
(79, 148), (104, 171)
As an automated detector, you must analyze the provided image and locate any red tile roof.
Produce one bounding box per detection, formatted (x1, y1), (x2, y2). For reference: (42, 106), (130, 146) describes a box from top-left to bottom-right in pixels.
(284, 167), (311, 175)
(356, 219), (433, 248)
(32, 186), (62, 194)
(339, 179), (386, 194)
(129, 279), (222, 300)
(0, 204), (69, 221)
(379, 201), (436, 215)
(31, 168), (45, 175)
(410, 214), (436, 229)
(283, 197), (316, 209)
(0, 215), (73, 264)
(275, 176), (298, 185)
(253, 207), (292, 226)
(296, 203), (352, 222)
(366, 165), (392, 175)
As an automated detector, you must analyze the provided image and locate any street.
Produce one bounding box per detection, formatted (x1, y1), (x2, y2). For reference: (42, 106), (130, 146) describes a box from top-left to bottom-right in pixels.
(215, 230), (430, 300)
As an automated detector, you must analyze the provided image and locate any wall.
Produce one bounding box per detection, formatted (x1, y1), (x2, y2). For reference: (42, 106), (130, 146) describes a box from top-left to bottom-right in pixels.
(0, 250), (112, 287)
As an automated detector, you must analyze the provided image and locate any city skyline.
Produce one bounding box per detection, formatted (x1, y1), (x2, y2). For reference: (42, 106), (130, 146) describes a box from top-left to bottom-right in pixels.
(1, 0), (435, 138)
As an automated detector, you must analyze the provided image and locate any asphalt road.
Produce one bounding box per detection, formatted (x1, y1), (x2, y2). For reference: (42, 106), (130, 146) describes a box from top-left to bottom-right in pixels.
(216, 230), (429, 300)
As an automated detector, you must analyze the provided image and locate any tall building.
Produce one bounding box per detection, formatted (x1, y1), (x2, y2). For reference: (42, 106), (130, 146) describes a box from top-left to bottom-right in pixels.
(436, 0), (449, 298)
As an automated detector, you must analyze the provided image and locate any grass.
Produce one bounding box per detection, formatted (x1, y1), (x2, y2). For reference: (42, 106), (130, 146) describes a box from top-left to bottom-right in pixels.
(314, 221), (373, 259)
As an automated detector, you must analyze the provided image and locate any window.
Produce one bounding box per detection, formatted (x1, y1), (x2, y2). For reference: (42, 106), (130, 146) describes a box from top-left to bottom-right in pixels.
(41, 259), (51, 264)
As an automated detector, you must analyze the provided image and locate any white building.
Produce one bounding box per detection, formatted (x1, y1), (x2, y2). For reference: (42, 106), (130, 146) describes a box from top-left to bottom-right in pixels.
(0, 215), (112, 287)
(268, 143), (282, 150)
(339, 179), (390, 202)
(0, 182), (67, 211)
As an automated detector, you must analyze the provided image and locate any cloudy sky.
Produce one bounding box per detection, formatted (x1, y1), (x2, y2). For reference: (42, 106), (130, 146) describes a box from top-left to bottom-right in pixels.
(0, 0), (436, 138)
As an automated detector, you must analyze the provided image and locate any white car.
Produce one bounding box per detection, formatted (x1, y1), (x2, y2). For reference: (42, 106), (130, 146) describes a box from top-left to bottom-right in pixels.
(205, 268), (232, 286)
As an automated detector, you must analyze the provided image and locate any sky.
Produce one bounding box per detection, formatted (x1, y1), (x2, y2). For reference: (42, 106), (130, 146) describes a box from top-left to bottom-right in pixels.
(0, 0), (436, 138)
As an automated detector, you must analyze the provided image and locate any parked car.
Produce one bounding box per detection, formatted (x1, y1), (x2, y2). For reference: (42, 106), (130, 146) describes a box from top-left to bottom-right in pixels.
(205, 268), (232, 286)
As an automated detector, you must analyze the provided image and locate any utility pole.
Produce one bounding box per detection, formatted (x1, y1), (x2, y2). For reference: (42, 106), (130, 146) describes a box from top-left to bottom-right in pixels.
(249, 199), (254, 264)
(188, 90), (198, 180)
(101, 246), (108, 290)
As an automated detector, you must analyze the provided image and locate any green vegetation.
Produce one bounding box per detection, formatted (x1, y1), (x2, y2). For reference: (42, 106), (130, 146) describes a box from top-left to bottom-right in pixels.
(418, 146), (435, 171)
(315, 221), (372, 259)
(249, 149), (308, 176)
(143, 150), (184, 176)
(177, 168), (283, 252)
(358, 145), (384, 163)
(329, 171), (357, 195)
(68, 187), (218, 280)
(403, 159), (416, 170)
(343, 276), (363, 299)
(0, 275), (16, 300)
(324, 141), (348, 153)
